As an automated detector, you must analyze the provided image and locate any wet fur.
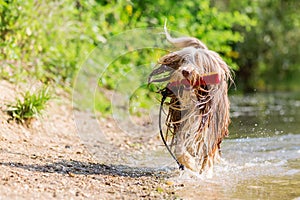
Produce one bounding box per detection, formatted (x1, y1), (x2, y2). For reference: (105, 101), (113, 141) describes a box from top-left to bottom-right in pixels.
(149, 26), (232, 174)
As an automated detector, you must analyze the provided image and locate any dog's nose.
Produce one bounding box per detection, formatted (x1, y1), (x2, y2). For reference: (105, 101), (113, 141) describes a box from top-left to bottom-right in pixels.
(182, 70), (190, 78)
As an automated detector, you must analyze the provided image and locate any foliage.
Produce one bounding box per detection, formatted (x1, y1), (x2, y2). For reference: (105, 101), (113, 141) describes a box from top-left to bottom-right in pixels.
(1, 0), (93, 84)
(0, 0), (251, 79)
(223, 0), (300, 92)
(6, 86), (51, 124)
(1, 0), (256, 114)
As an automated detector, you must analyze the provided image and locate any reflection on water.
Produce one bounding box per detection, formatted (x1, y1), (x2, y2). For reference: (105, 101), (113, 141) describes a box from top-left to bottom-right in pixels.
(175, 93), (300, 199)
(230, 92), (300, 138)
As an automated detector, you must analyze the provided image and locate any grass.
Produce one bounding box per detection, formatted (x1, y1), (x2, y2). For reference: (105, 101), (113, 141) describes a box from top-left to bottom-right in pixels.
(6, 86), (51, 124)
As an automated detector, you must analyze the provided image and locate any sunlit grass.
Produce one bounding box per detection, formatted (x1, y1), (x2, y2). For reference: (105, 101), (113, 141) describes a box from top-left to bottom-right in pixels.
(6, 86), (51, 124)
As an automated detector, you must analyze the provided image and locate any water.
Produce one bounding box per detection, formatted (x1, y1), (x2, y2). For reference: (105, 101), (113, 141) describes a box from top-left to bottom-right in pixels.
(174, 93), (300, 199)
(229, 92), (300, 138)
(175, 134), (300, 199)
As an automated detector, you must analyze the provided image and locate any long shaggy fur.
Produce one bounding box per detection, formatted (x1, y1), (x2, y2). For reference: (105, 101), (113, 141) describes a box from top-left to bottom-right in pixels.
(149, 27), (232, 174)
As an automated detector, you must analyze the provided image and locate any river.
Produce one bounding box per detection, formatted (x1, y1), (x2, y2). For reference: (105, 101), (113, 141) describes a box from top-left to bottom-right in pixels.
(175, 92), (300, 199)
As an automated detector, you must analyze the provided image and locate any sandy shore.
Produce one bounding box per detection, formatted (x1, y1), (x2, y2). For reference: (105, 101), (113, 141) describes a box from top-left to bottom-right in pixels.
(0, 80), (183, 199)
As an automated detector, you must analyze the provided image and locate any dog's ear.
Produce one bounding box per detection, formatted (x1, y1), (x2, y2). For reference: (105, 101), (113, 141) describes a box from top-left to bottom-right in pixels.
(164, 24), (208, 49)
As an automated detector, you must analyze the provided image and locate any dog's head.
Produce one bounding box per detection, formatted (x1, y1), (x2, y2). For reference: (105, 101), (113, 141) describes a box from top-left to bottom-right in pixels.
(149, 27), (232, 93)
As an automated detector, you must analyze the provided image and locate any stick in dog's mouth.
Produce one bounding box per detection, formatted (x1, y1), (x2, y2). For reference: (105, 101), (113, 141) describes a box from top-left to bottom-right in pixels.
(149, 26), (233, 174)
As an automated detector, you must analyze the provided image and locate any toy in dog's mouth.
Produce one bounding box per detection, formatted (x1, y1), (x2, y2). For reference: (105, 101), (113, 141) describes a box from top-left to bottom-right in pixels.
(168, 72), (220, 89)
(149, 26), (232, 174)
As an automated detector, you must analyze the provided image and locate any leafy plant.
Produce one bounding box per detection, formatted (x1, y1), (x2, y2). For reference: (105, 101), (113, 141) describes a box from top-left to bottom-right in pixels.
(6, 86), (51, 124)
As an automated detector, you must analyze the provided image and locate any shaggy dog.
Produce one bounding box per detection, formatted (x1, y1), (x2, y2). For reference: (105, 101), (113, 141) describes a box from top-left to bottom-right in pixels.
(149, 26), (232, 174)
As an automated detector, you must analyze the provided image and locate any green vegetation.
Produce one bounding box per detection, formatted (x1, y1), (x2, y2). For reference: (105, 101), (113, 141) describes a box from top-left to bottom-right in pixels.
(215, 0), (300, 92)
(6, 86), (51, 124)
(1, 0), (299, 115)
(0, 0), (251, 84)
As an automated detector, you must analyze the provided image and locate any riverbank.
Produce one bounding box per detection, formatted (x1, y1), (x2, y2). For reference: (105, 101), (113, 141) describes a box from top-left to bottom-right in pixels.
(0, 80), (181, 199)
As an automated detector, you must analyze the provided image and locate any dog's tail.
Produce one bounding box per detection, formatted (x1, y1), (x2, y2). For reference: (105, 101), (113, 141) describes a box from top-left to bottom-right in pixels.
(164, 22), (208, 50)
